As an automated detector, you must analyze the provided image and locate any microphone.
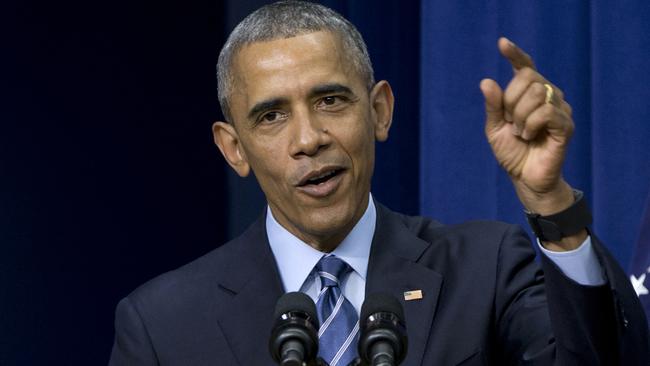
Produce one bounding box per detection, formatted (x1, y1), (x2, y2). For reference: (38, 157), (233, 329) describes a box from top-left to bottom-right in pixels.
(269, 292), (320, 366)
(357, 293), (408, 366)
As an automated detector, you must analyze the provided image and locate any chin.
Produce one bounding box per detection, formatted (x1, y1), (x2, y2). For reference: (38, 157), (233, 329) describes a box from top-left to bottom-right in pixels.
(300, 203), (358, 237)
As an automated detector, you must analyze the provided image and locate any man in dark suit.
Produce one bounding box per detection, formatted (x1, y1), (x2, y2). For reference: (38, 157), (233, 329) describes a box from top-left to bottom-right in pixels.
(109, 1), (649, 365)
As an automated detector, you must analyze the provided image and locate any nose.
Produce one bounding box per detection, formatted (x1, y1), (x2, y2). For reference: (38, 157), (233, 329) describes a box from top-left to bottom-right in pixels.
(289, 109), (331, 157)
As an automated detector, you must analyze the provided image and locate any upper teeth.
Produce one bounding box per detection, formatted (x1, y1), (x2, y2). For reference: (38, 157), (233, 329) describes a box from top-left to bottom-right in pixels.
(308, 170), (337, 182)
(313, 171), (333, 180)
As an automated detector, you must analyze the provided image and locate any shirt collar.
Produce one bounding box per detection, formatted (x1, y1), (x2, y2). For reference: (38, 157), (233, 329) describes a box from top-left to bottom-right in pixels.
(266, 194), (376, 292)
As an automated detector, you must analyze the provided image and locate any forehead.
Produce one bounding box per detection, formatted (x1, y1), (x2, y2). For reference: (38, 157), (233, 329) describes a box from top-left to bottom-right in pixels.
(228, 31), (364, 119)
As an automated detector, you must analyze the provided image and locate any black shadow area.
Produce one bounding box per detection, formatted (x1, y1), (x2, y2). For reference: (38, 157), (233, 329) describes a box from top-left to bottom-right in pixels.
(2, 0), (228, 363)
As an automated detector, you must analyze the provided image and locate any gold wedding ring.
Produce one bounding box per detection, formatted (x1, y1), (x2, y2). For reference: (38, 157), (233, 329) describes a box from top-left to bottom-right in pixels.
(544, 83), (554, 104)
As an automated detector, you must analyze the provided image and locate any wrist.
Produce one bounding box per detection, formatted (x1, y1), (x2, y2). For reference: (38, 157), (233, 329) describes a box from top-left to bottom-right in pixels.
(541, 229), (589, 251)
(515, 179), (574, 215)
(524, 189), (593, 250)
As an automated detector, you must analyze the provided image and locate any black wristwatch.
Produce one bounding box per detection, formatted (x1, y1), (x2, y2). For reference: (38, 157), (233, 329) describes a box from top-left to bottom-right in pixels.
(525, 190), (592, 242)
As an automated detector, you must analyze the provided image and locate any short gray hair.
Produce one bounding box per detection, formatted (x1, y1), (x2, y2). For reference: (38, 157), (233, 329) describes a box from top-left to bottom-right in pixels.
(217, 0), (375, 122)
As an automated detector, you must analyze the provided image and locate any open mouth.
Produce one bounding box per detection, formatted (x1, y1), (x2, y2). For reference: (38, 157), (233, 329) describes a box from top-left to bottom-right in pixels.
(299, 168), (344, 187)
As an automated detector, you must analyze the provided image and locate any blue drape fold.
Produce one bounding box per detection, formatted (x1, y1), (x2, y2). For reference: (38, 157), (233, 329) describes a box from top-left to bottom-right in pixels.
(419, 1), (650, 267)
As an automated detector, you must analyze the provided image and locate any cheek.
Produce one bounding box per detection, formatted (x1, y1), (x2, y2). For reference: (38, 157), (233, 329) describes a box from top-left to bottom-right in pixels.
(242, 138), (288, 188)
(335, 118), (376, 180)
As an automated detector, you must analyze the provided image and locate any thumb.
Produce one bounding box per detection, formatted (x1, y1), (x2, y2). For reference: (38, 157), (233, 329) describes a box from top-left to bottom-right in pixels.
(480, 78), (505, 132)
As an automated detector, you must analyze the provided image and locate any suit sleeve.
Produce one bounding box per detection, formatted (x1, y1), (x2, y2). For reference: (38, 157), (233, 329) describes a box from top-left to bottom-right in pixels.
(494, 225), (649, 365)
(109, 296), (159, 366)
(541, 234), (650, 366)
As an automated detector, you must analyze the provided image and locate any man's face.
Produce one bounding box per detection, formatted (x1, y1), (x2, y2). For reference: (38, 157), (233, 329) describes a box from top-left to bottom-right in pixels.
(213, 31), (393, 251)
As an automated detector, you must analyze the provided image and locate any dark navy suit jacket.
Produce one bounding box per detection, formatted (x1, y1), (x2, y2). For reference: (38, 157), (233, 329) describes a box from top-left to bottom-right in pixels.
(109, 202), (649, 365)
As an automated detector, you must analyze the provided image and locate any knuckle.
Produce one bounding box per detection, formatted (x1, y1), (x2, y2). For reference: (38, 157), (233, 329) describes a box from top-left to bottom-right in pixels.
(542, 104), (556, 120)
(520, 67), (536, 79)
(526, 114), (543, 130)
(503, 92), (517, 110)
(565, 117), (576, 132)
(533, 82), (547, 99)
(512, 107), (524, 124)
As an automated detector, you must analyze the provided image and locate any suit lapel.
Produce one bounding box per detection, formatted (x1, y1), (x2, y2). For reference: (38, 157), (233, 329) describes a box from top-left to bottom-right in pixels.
(214, 214), (285, 365)
(366, 203), (443, 366)
(213, 203), (443, 365)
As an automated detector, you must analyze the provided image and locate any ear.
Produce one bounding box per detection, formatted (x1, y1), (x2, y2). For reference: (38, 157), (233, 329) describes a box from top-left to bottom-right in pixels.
(369, 80), (394, 142)
(212, 121), (251, 177)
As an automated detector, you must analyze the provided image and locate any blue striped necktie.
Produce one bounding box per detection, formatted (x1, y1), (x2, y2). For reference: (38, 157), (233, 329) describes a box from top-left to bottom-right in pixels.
(315, 255), (359, 366)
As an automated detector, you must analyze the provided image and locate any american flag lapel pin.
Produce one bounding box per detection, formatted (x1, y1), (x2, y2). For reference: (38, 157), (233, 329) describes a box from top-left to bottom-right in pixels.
(403, 290), (423, 301)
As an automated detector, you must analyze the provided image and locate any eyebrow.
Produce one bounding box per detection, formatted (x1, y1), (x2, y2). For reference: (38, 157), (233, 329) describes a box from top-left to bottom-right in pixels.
(247, 97), (289, 121)
(308, 83), (354, 99)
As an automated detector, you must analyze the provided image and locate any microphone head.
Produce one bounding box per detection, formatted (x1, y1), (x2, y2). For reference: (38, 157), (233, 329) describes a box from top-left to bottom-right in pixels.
(359, 292), (408, 364)
(360, 292), (405, 322)
(269, 292), (320, 363)
(273, 291), (318, 321)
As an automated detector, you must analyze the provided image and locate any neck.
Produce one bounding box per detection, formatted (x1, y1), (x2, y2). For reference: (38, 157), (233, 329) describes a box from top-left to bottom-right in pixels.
(268, 195), (371, 253)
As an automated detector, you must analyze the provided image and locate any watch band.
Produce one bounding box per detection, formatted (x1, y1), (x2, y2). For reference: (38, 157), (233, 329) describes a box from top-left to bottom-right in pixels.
(525, 190), (592, 242)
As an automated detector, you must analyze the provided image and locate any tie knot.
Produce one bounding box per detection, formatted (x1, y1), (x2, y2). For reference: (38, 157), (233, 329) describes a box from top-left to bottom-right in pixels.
(316, 255), (352, 288)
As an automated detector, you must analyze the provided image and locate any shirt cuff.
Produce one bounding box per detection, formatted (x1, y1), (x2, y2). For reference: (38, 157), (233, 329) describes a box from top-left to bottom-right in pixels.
(537, 236), (606, 286)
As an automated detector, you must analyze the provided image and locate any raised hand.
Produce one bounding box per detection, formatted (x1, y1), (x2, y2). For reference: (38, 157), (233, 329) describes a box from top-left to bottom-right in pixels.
(480, 37), (575, 217)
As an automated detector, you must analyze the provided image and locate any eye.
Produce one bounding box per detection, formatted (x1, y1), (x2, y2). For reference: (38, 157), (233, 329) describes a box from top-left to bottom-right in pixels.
(316, 95), (348, 110)
(322, 96), (338, 105)
(258, 111), (286, 124)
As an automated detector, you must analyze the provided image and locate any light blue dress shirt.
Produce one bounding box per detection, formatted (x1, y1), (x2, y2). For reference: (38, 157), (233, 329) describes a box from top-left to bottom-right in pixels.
(267, 196), (375, 314)
(266, 194), (605, 317)
(538, 237), (605, 285)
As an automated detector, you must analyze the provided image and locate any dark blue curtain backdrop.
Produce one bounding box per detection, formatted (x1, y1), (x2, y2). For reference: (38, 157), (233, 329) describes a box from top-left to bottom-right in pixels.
(420, 1), (650, 268)
(631, 195), (650, 327)
(2, 0), (648, 364)
(2, 0), (228, 363)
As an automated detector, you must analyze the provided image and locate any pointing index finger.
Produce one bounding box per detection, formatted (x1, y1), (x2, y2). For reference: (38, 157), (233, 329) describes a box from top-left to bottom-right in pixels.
(499, 37), (536, 72)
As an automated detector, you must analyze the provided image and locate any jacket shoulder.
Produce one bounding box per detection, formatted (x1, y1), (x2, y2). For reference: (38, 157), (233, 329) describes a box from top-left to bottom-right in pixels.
(122, 215), (267, 315)
(389, 208), (524, 249)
